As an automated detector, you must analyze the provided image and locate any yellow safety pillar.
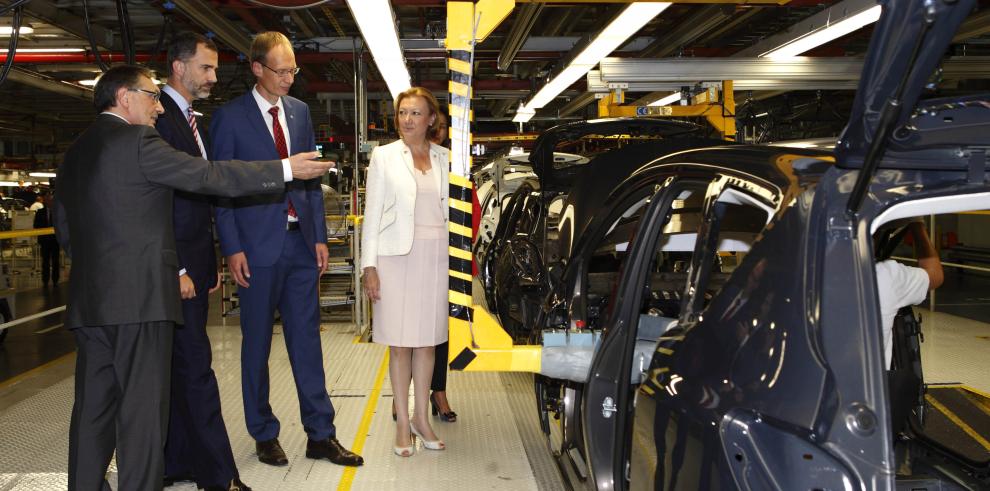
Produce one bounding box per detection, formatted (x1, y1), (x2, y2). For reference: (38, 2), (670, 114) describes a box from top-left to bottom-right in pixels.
(445, 1), (542, 373)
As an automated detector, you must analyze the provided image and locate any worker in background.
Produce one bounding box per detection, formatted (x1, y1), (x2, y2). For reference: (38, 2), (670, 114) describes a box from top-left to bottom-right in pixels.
(55, 64), (330, 491)
(876, 218), (944, 369)
(155, 32), (247, 491)
(33, 192), (59, 288)
(29, 195), (44, 212)
(210, 31), (363, 468)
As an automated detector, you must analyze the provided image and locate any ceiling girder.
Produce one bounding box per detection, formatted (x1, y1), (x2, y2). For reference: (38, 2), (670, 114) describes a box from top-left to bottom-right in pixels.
(596, 57), (990, 85)
(172, 0), (252, 57)
(22, 0), (116, 50)
(7, 68), (94, 101)
(639, 5), (733, 59)
(735, 0), (876, 57)
(498, 3), (544, 71)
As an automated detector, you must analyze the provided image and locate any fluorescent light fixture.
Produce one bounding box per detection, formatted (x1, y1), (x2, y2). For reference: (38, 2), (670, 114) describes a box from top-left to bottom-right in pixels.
(762, 5), (881, 59)
(29, 172), (57, 178)
(513, 102), (535, 123)
(523, 2), (671, 112)
(77, 79), (97, 86)
(345, 0), (411, 100)
(648, 92), (681, 107)
(0, 47), (85, 53)
(0, 26), (34, 36)
(512, 112), (534, 124)
(0, 181), (19, 186)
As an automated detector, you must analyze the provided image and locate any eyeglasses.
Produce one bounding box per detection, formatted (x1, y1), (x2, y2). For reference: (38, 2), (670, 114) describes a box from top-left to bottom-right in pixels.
(128, 88), (162, 102)
(258, 62), (301, 78)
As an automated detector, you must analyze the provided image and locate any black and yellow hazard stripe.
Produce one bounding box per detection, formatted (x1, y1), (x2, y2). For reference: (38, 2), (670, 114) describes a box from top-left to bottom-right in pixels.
(448, 48), (474, 324)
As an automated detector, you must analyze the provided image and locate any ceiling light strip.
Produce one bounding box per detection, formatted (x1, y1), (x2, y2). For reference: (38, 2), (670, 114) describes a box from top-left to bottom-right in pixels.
(345, 0), (411, 100)
(519, 2), (671, 118)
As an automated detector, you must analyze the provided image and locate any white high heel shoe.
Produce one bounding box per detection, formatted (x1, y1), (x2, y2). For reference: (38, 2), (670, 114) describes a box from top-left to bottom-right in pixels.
(410, 424), (445, 451)
(394, 433), (415, 457)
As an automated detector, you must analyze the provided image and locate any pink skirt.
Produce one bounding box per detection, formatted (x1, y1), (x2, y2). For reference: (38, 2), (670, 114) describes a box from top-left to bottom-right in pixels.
(372, 225), (448, 347)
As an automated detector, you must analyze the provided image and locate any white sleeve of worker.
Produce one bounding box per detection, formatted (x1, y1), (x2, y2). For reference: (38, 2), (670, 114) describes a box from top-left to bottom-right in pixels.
(875, 260), (930, 368)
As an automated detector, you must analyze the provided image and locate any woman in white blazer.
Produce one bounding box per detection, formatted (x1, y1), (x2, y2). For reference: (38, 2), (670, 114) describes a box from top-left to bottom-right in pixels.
(361, 87), (449, 457)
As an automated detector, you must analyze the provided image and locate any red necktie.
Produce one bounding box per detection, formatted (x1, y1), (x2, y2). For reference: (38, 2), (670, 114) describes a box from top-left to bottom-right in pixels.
(268, 106), (297, 219)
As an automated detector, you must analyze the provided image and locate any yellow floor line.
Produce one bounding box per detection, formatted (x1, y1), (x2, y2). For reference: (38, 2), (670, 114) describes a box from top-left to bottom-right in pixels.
(0, 352), (73, 391)
(336, 349), (389, 491)
(925, 393), (990, 452)
(962, 385), (990, 400)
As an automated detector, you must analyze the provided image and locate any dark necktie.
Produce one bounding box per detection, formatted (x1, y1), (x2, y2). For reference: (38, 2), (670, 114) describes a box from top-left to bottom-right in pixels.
(268, 106), (297, 219)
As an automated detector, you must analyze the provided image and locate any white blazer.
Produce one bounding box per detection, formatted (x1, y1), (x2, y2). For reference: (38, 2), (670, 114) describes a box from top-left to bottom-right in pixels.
(361, 139), (449, 269)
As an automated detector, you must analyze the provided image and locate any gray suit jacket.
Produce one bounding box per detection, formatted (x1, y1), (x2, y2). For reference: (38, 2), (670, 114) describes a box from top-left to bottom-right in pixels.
(55, 113), (285, 329)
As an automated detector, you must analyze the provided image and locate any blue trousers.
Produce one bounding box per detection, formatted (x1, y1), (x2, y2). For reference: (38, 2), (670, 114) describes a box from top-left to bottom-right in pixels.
(239, 230), (335, 442)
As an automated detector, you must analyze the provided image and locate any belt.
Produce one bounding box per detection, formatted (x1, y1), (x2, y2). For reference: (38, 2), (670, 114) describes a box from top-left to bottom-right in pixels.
(287, 221), (300, 231)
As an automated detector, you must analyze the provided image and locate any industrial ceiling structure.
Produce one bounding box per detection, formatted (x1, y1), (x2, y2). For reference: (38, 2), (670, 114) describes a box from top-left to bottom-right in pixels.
(2, 0), (990, 170)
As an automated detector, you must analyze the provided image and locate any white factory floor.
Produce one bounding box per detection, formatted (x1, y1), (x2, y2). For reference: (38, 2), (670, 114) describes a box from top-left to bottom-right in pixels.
(0, 305), (987, 490)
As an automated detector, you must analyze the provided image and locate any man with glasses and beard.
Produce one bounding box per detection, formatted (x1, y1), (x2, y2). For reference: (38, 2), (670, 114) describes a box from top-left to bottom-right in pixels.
(156, 33), (248, 491)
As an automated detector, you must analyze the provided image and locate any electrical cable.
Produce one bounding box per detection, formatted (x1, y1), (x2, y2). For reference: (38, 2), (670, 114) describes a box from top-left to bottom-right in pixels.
(0, 0), (30, 17)
(152, 12), (174, 72)
(0, 4), (23, 88)
(241, 0), (333, 10)
(82, 0), (110, 72)
(115, 0), (135, 65)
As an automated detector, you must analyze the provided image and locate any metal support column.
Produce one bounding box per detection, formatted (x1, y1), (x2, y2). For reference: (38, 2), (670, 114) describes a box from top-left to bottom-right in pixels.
(446, 0), (541, 373)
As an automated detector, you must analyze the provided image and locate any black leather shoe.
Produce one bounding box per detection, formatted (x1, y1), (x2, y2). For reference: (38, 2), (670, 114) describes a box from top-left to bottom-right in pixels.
(164, 473), (194, 486)
(203, 477), (252, 491)
(256, 438), (288, 466)
(305, 437), (364, 467)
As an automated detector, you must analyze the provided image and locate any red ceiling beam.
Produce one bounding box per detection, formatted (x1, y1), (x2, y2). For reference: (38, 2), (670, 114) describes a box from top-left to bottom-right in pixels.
(3, 50), (566, 64)
(306, 78), (533, 92)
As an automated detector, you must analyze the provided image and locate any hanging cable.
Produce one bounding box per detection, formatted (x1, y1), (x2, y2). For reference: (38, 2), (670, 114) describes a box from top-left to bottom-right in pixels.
(152, 12), (174, 72)
(115, 0), (136, 65)
(0, 4), (24, 88)
(0, 0), (30, 17)
(82, 0), (110, 72)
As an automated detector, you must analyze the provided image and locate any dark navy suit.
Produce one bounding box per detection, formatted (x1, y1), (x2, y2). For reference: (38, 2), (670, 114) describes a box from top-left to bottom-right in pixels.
(210, 90), (334, 443)
(156, 89), (239, 488)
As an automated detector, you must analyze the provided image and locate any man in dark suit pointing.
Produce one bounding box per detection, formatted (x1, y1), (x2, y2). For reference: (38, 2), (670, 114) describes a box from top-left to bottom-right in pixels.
(54, 64), (332, 491)
(155, 33), (247, 491)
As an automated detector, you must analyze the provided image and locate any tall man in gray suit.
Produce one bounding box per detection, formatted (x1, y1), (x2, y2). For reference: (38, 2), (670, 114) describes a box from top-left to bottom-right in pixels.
(54, 65), (332, 491)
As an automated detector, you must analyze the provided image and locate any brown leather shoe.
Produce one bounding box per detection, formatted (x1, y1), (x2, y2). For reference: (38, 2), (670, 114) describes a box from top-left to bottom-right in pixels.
(305, 437), (364, 467)
(256, 438), (288, 466)
(204, 477), (252, 491)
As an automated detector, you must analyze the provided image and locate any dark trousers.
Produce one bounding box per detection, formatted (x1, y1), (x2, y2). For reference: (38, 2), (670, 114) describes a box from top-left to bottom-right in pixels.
(239, 230), (335, 442)
(39, 238), (60, 285)
(431, 341), (448, 392)
(68, 322), (173, 491)
(165, 293), (238, 488)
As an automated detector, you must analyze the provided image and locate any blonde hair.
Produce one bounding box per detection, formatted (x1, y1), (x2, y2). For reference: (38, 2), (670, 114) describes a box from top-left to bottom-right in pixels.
(394, 87), (441, 143)
(250, 31), (292, 64)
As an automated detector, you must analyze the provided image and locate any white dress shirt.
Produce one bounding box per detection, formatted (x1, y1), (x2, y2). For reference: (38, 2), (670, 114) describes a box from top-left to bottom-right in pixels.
(251, 86), (291, 155)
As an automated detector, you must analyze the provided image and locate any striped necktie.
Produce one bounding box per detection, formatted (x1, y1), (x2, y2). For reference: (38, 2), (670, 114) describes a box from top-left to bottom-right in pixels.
(187, 106), (201, 151)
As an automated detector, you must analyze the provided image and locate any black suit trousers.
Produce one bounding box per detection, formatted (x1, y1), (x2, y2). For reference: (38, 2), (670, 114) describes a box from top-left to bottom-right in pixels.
(68, 322), (172, 491)
(39, 237), (60, 285)
(164, 293), (238, 487)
